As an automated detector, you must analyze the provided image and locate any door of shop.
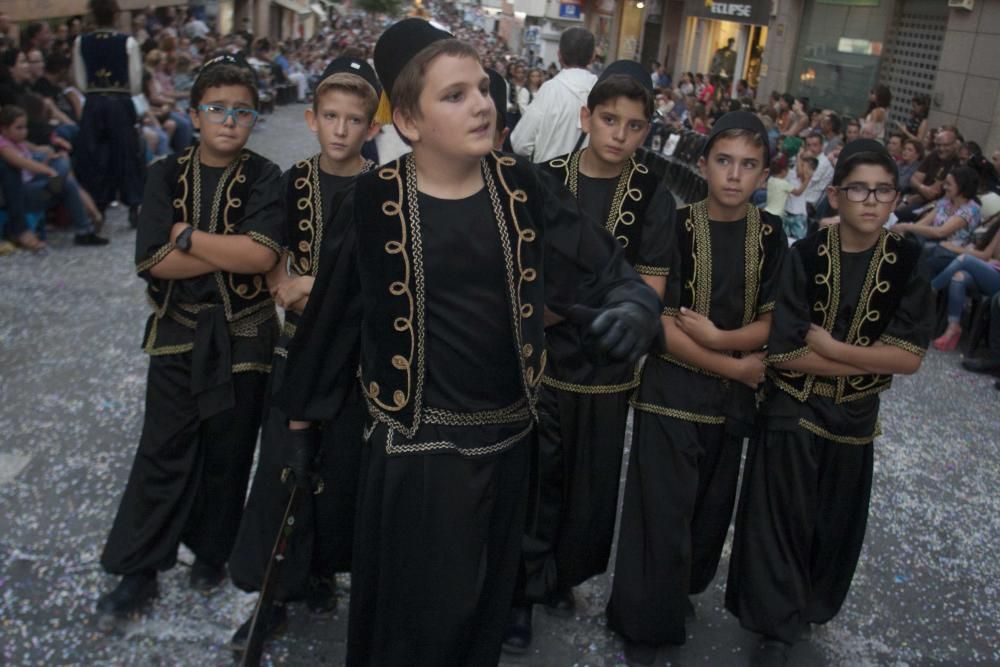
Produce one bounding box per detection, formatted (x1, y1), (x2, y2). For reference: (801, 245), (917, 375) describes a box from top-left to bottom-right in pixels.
(878, 0), (948, 131)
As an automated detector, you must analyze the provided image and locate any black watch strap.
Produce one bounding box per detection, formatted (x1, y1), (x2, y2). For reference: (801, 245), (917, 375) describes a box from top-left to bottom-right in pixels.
(175, 226), (194, 252)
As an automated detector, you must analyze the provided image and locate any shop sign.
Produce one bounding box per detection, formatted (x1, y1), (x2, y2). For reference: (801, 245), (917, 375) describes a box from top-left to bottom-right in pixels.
(559, 0), (582, 19)
(683, 0), (771, 25)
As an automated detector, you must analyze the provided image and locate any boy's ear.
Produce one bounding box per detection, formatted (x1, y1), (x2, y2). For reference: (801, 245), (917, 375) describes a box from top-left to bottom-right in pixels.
(188, 106), (201, 131)
(697, 155), (707, 179)
(305, 107), (317, 133)
(826, 185), (840, 211)
(756, 167), (769, 191)
(580, 105), (591, 134)
(365, 121), (380, 142)
(393, 107), (419, 144)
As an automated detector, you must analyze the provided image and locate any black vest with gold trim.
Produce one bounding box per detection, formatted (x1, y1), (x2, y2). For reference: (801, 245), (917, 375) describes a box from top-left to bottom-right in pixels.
(283, 154), (376, 278)
(79, 30), (131, 94)
(542, 150), (659, 264)
(657, 199), (783, 373)
(354, 152), (546, 437)
(770, 225), (920, 403)
(146, 145), (276, 327)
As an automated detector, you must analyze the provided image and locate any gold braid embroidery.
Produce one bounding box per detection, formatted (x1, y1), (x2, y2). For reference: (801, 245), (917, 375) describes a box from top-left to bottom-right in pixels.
(292, 155), (320, 276)
(363, 158), (417, 426)
(541, 366), (641, 394)
(879, 335), (926, 357)
(223, 155), (266, 304)
(136, 242), (175, 275)
(743, 204), (764, 327)
(798, 417), (881, 445)
(423, 400), (530, 426)
(384, 422), (533, 457)
(687, 200), (713, 316)
(630, 399), (727, 424)
(839, 229), (893, 399)
(232, 362), (272, 374)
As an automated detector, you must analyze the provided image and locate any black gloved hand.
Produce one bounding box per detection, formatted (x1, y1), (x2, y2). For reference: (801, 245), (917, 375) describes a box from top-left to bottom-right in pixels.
(282, 426), (320, 491)
(567, 301), (659, 365)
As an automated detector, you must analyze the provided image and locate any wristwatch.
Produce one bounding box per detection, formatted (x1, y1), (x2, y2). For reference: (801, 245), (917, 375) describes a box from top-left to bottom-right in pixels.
(175, 226), (195, 252)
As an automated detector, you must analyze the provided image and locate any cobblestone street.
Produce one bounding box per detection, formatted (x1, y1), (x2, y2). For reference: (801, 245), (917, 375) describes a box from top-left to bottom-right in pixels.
(1, 103), (998, 666)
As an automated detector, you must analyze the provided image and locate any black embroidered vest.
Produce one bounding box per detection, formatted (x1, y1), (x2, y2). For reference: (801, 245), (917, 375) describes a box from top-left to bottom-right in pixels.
(283, 154), (375, 278)
(354, 152), (547, 437)
(146, 146), (274, 326)
(80, 31), (131, 93)
(658, 200), (782, 373)
(770, 225), (920, 403)
(542, 150), (658, 264)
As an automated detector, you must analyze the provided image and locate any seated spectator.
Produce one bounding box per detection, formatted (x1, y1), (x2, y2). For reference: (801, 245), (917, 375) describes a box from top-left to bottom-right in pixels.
(896, 125), (962, 221)
(844, 118), (861, 143)
(929, 214), (1000, 350)
(142, 49), (192, 150)
(897, 94), (930, 146)
(273, 44), (307, 103)
(32, 52), (81, 125)
(820, 111), (841, 151)
(690, 102), (709, 134)
(0, 48), (30, 107)
(894, 166), (981, 274)
(0, 105), (106, 247)
(959, 141), (982, 165)
(898, 139), (924, 193)
(886, 132), (904, 161)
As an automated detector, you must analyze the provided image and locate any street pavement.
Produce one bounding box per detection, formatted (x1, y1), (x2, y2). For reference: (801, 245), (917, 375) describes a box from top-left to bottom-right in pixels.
(1, 103), (998, 666)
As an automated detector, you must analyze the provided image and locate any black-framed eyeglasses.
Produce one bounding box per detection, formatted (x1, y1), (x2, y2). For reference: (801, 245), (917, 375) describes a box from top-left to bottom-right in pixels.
(838, 184), (898, 203)
(196, 104), (258, 128)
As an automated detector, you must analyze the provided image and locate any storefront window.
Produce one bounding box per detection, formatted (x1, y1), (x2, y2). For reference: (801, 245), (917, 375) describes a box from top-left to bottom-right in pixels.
(789, 0), (893, 120)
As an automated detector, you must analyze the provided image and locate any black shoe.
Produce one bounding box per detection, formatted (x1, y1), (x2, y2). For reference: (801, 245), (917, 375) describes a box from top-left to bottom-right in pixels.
(501, 605), (533, 655)
(305, 576), (338, 615)
(962, 356), (1000, 374)
(229, 602), (288, 652)
(754, 638), (790, 667)
(74, 232), (109, 246)
(95, 572), (158, 632)
(624, 639), (658, 666)
(543, 586), (576, 618)
(189, 558), (225, 592)
(129, 205), (140, 229)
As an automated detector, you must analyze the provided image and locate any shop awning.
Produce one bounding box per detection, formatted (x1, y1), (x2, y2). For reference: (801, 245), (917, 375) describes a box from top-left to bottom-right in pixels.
(272, 0), (313, 15)
(310, 3), (327, 17)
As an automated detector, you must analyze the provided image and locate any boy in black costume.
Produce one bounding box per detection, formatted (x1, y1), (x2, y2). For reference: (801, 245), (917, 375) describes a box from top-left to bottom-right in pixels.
(726, 139), (933, 664)
(227, 56), (381, 651)
(96, 54), (283, 631)
(607, 111), (787, 664)
(273, 19), (662, 667)
(504, 59), (677, 653)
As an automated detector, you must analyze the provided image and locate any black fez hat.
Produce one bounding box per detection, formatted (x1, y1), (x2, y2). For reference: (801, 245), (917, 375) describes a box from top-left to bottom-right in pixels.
(834, 138), (898, 183)
(197, 52), (254, 80)
(702, 110), (771, 166)
(598, 59), (654, 94)
(373, 18), (452, 124)
(318, 56), (381, 96)
(486, 67), (508, 131)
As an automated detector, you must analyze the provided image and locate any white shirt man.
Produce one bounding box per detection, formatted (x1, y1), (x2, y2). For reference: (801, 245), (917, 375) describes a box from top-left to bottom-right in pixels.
(511, 27), (597, 163)
(802, 134), (834, 207)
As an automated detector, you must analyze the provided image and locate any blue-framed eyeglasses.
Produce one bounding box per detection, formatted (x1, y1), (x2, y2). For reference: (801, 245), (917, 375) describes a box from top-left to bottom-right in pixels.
(196, 104), (259, 128)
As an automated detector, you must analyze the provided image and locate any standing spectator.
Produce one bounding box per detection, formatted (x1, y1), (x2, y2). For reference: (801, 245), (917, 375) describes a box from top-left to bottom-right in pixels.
(862, 85), (891, 143)
(518, 67), (542, 115)
(182, 10), (210, 40)
(652, 61), (670, 89)
(678, 72), (694, 96)
(511, 27), (597, 162)
(820, 111), (841, 151)
(710, 38), (736, 80)
(690, 102), (709, 134)
(784, 155), (816, 240)
(802, 132), (834, 217)
(72, 0), (145, 226)
(897, 93), (929, 146)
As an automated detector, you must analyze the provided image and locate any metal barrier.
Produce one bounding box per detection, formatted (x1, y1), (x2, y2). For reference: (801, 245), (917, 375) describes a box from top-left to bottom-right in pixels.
(637, 128), (708, 204)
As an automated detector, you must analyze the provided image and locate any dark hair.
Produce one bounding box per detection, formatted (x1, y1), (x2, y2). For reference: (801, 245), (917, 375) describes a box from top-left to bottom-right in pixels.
(89, 0), (120, 26)
(832, 150), (898, 186)
(845, 118), (861, 130)
(23, 22), (46, 45)
(948, 165), (980, 201)
(799, 155), (818, 171)
(870, 84), (891, 110)
(938, 124), (962, 143)
(825, 112), (841, 134)
(781, 93), (794, 106)
(962, 141), (982, 157)
(911, 93), (929, 118)
(558, 27), (594, 68)
(903, 139), (924, 160)
(805, 132), (824, 146)
(44, 52), (70, 75)
(705, 128), (767, 165)
(0, 104), (27, 128)
(887, 131), (904, 144)
(190, 63), (259, 109)
(587, 74), (654, 118)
